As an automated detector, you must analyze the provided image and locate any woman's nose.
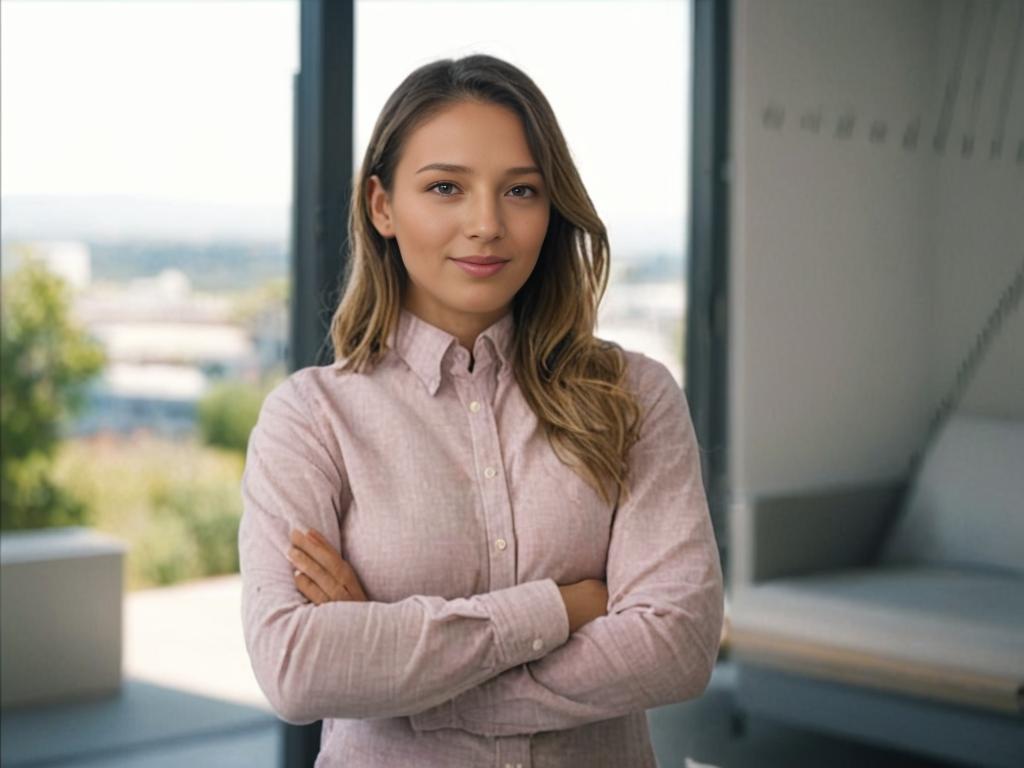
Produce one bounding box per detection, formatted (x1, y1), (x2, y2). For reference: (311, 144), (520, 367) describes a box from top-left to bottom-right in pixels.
(464, 196), (505, 240)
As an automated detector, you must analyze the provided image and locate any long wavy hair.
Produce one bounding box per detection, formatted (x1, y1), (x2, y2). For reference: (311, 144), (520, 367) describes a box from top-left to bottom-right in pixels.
(329, 54), (644, 507)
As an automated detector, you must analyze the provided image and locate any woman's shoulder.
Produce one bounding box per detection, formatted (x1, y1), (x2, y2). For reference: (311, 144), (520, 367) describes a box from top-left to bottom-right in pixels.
(258, 359), (359, 411)
(597, 340), (681, 401)
(272, 354), (401, 412)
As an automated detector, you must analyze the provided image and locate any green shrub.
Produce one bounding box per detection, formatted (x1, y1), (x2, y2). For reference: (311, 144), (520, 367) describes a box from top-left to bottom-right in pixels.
(53, 435), (245, 590)
(134, 511), (202, 586)
(151, 480), (242, 577)
(197, 379), (274, 453)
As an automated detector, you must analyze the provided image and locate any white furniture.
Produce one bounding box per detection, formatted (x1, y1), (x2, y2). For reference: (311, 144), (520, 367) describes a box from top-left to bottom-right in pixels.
(1, 526), (127, 709)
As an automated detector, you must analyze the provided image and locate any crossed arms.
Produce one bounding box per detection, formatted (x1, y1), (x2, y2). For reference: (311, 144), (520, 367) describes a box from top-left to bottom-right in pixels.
(239, 362), (724, 733)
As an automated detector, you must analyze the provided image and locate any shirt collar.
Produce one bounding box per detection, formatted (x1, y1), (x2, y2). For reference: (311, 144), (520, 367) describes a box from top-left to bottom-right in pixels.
(385, 307), (515, 396)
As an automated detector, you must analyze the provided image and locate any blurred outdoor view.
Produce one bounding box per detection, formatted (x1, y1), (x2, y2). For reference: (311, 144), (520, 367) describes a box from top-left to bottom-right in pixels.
(0, 0), (691, 593)
(0, 0), (297, 593)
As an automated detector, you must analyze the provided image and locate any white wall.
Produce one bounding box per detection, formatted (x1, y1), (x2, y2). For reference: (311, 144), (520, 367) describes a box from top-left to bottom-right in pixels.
(930, 0), (1024, 419)
(727, 0), (1024, 587)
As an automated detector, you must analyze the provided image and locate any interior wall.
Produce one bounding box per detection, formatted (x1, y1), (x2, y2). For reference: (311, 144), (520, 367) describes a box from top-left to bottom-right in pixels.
(929, 0), (1024, 420)
(726, 0), (1023, 588)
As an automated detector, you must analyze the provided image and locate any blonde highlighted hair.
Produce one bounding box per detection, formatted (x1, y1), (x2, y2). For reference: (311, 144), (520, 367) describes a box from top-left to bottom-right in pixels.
(330, 54), (643, 507)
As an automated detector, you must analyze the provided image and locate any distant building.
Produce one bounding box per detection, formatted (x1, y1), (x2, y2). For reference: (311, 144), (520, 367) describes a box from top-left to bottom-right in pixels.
(2, 237), (287, 438)
(88, 321), (253, 372)
(65, 363), (207, 439)
(249, 303), (289, 381)
(72, 268), (232, 325)
(61, 261), (274, 437)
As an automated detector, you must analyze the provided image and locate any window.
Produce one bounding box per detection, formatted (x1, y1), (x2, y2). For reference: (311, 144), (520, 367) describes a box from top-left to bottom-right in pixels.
(354, 0), (692, 383)
(1, 0), (298, 591)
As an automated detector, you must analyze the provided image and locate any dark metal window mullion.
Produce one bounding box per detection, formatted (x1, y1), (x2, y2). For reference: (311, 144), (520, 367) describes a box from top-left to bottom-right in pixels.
(285, 1), (354, 765)
(688, 0), (731, 580)
(291, 0), (355, 374)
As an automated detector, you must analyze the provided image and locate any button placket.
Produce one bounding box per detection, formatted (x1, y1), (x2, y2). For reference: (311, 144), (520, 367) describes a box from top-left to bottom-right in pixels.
(460, 377), (516, 592)
(497, 736), (531, 768)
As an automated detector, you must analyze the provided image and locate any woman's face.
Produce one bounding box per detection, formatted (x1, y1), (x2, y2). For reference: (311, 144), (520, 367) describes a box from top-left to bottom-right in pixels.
(367, 100), (550, 337)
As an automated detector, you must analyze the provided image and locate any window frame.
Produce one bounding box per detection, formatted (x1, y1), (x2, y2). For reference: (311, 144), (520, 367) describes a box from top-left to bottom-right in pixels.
(688, 0), (731, 585)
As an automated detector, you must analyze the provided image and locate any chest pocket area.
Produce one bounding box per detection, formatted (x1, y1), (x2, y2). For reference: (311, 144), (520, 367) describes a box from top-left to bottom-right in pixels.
(342, 457), (484, 602)
(525, 446), (616, 580)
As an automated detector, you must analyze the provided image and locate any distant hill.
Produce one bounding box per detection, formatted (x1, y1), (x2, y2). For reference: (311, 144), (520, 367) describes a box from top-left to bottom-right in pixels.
(88, 240), (288, 292)
(1, 194), (290, 292)
(1, 194), (289, 243)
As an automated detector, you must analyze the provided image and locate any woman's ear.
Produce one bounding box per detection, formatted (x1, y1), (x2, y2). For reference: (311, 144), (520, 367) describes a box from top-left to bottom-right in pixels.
(366, 175), (395, 238)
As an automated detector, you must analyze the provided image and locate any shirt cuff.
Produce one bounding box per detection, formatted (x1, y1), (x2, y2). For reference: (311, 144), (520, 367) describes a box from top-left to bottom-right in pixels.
(481, 578), (570, 668)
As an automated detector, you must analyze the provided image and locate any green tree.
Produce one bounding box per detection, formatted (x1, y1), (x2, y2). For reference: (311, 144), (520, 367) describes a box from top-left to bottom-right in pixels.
(1, 248), (106, 530)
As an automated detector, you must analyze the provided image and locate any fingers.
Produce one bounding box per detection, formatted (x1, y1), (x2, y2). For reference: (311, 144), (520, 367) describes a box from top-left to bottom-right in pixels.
(290, 528), (345, 585)
(294, 569), (330, 605)
(340, 570), (368, 602)
(287, 544), (334, 594)
(288, 526), (368, 602)
(307, 528), (337, 554)
(295, 529), (339, 571)
(290, 527), (337, 565)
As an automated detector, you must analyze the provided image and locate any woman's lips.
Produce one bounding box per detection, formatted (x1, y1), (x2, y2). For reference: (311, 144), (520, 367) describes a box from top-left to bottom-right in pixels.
(450, 258), (509, 278)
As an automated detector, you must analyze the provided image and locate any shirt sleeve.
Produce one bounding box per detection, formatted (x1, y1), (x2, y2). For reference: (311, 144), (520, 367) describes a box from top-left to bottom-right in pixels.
(408, 356), (724, 736)
(239, 373), (571, 726)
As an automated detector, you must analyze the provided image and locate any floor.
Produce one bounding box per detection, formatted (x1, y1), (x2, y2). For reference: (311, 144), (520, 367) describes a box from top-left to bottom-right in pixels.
(1, 679), (282, 768)
(0, 574), (982, 767)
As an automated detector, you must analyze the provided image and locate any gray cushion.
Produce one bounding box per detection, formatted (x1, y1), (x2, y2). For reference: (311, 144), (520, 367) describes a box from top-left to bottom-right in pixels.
(728, 565), (1024, 711)
(879, 415), (1024, 577)
(731, 565), (1024, 679)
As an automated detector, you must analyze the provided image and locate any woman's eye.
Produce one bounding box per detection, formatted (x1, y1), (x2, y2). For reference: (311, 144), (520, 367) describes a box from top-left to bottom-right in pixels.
(427, 182), (459, 197)
(426, 182), (537, 198)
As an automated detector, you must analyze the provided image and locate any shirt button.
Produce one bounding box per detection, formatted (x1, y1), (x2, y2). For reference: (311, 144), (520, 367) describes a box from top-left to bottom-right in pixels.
(469, 400), (481, 412)
(484, 466), (496, 478)
(532, 638), (544, 651)
(495, 538), (507, 551)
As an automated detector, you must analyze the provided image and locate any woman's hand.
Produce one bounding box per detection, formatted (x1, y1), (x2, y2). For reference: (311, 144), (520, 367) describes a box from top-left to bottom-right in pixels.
(288, 527), (368, 605)
(557, 578), (609, 633)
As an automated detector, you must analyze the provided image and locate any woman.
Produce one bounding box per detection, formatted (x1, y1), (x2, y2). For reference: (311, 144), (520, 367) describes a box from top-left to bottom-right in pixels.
(239, 53), (724, 768)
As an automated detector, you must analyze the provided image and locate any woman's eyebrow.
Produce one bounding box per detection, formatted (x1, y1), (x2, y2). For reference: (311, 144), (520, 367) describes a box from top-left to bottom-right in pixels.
(415, 162), (542, 176)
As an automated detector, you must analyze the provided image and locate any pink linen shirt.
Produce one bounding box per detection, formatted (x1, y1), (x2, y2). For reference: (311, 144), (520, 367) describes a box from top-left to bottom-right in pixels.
(238, 306), (724, 768)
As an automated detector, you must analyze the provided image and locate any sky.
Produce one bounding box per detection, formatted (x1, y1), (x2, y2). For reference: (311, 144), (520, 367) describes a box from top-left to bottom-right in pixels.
(1, 0), (691, 253)
(1, 0), (299, 206)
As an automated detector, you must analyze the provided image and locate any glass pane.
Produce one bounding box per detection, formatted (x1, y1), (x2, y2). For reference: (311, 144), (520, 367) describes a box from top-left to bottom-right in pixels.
(354, 0), (691, 384)
(1, 0), (297, 591)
